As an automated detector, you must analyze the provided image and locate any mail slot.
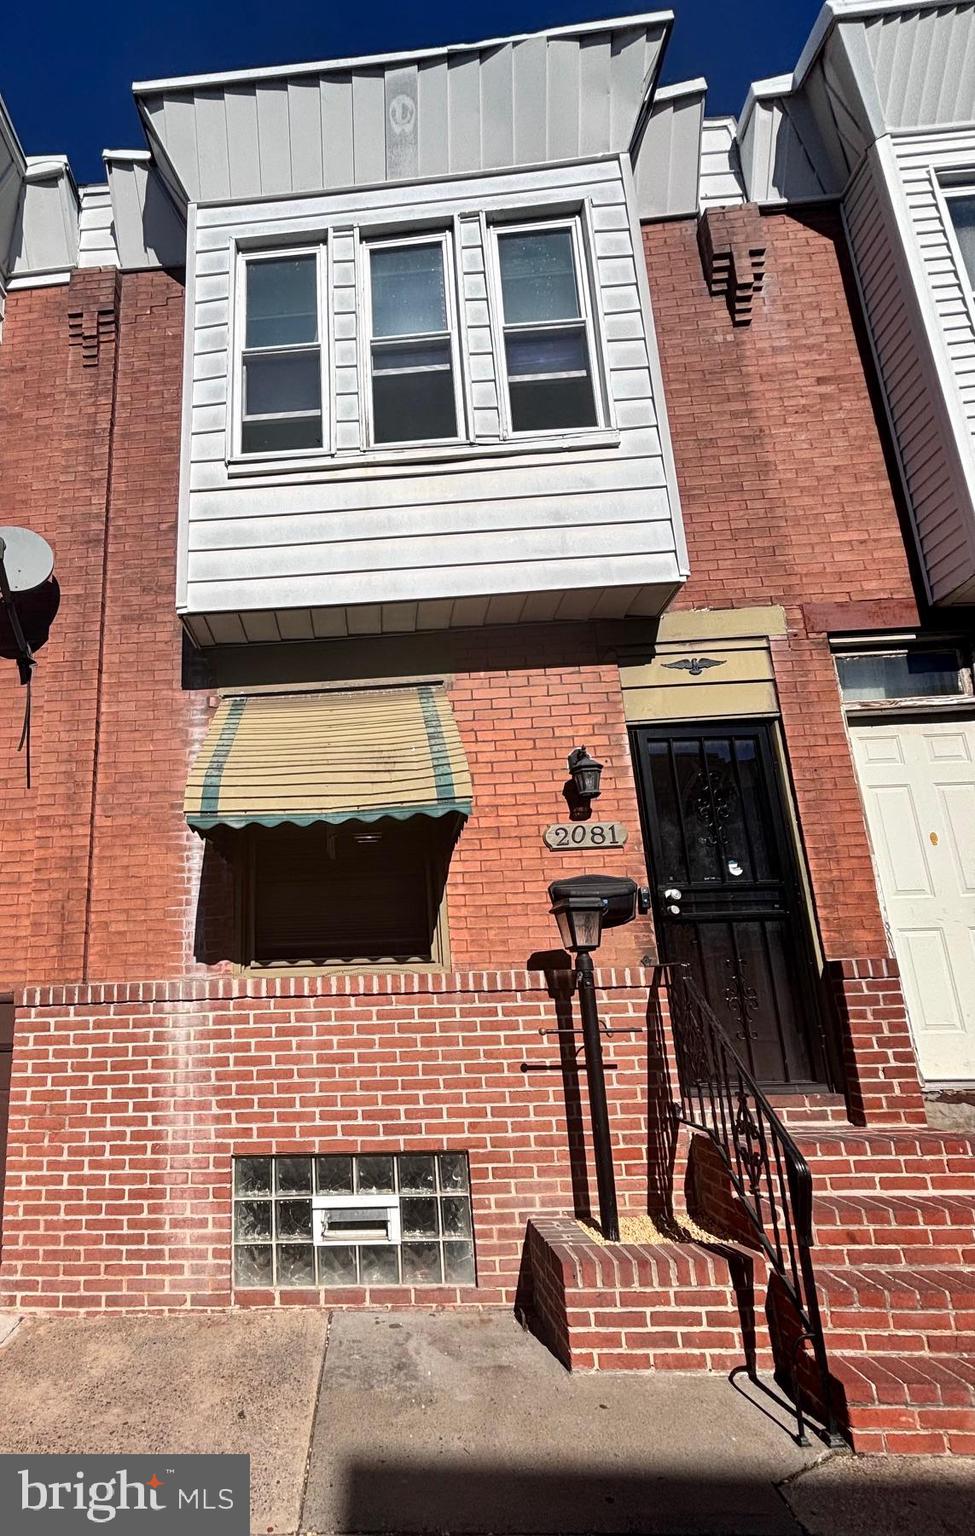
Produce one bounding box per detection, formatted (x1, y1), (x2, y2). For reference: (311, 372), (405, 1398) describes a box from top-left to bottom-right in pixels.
(312, 1193), (401, 1245)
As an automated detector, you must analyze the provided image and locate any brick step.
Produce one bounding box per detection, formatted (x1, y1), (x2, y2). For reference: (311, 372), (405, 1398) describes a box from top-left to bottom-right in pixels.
(797, 1129), (975, 1195)
(829, 1350), (975, 1454)
(819, 1264), (975, 1353)
(812, 1195), (975, 1266)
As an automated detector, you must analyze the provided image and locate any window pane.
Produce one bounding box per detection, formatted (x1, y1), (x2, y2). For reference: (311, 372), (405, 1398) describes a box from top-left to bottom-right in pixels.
(317, 1245), (358, 1285)
(371, 339), (452, 373)
(234, 1244), (273, 1288)
(356, 1155), (395, 1193)
(437, 1153), (469, 1192)
(278, 1245), (316, 1287)
(371, 244), (447, 337)
(441, 1196), (472, 1237)
(399, 1155), (436, 1193)
(252, 821), (445, 965)
(235, 1157), (271, 1195)
(509, 375), (597, 433)
(948, 195), (975, 289)
(836, 651), (963, 702)
(276, 1157), (312, 1193)
(402, 1242), (442, 1283)
(499, 230), (580, 323)
(443, 1241), (476, 1284)
(401, 1197), (439, 1237)
(246, 256), (318, 348)
(244, 352), (321, 418)
(359, 1245), (399, 1284)
(241, 415), (323, 454)
(505, 327), (589, 378)
(373, 367), (457, 443)
(316, 1156), (354, 1194)
(277, 1199), (313, 1240)
(235, 1200), (273, 1242)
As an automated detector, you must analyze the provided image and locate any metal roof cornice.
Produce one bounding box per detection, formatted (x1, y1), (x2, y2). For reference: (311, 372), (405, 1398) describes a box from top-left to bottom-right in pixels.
(132, 10), (674, 96)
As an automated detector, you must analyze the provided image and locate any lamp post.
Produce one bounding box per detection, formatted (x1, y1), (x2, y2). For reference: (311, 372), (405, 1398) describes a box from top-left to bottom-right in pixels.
(548, 875), (648, 1243)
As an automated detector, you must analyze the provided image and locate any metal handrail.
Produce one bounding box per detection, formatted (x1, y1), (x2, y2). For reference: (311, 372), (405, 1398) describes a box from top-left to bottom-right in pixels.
(666, 964), (841, 1447)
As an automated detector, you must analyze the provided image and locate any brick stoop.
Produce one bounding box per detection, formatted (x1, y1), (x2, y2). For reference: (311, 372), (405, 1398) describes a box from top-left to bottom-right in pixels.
(523, 1216), (767, 1374)
(525, 1120), (975, 1455)
(796, 1129), (975, 1195)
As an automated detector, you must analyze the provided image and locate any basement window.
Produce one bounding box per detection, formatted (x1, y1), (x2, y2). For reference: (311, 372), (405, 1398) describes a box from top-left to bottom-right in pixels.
(232, 1152), (475, 1289)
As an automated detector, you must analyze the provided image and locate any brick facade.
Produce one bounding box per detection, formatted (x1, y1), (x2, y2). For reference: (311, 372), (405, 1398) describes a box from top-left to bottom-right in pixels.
(0, 200), (953, 1348)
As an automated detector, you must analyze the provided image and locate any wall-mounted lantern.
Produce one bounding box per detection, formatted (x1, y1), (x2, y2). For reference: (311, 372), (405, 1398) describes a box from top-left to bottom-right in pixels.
(567, 746), (603, 802)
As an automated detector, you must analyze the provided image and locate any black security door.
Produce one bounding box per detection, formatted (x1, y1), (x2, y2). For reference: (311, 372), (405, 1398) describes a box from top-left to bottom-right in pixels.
(631, 723), (827, 1088)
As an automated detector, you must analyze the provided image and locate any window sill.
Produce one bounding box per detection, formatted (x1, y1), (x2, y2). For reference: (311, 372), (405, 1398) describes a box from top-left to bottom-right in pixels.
(225, 427), (621, 479)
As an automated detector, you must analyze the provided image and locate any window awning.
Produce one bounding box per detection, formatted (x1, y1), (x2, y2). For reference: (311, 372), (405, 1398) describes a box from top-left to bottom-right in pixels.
(184, 684), (473, 831)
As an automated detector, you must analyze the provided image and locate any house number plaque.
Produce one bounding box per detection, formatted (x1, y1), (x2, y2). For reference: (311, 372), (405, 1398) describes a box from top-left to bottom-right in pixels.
(544, 822), (628, 850)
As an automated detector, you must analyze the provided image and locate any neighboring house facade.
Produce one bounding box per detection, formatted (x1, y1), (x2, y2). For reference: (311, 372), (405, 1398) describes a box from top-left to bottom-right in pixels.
(0, 2), (973, 1454)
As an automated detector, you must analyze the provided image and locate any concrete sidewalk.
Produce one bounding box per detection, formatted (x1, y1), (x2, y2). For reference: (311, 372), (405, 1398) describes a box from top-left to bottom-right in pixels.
(0, 1309), (972, 1535)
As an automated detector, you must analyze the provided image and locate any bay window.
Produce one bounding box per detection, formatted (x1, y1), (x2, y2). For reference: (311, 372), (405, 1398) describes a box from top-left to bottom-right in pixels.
(366, 235), (462, 445)
(231, 213), (608, 462)
(494, 221), (599, 434)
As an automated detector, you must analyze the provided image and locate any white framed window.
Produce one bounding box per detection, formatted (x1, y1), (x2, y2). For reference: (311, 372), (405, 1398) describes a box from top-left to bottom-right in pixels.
(234, 245), (328, 457)
(945, 188), (975, 293)
(835, 647), (973, 708)
(491, 218), (601, 436)
(363, 232), (465, 447)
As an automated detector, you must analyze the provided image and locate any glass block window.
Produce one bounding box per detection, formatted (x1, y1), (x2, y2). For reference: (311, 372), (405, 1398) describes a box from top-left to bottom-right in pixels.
(232, 1152), (475, 1289)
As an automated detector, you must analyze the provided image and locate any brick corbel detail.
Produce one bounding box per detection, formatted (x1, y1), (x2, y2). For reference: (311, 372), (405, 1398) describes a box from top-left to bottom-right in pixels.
(698, 204), (767, 326)
(67, 301), (117, 367)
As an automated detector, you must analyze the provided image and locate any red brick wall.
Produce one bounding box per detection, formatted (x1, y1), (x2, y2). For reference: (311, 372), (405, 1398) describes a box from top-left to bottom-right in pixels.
(0, 272), (120, 985)
(645, 208), (916, 613)
(644, 207), (921, 958)
(0, 972), (652, 1309)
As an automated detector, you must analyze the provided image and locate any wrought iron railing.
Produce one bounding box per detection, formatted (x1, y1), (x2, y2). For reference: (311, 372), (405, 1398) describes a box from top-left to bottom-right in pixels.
(666, 964), (841, 1447)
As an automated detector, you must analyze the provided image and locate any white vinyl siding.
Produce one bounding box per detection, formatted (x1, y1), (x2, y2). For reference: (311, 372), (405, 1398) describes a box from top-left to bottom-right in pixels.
(844, 134), (975, 608)
(179, 154), (685, 635)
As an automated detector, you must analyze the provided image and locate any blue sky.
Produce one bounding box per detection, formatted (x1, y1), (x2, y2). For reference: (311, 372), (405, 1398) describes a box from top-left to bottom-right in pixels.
(3, 1), (821, 184)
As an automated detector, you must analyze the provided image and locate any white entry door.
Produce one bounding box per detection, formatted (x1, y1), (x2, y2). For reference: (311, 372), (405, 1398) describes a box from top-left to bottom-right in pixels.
(850, 717), (975, 1082)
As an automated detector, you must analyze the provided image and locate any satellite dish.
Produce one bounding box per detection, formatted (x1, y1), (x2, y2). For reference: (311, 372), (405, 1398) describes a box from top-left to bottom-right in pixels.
(0, 527), (55, 593)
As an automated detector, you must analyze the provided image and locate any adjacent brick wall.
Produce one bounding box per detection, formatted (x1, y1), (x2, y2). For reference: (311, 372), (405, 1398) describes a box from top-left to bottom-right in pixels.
(644, 204), (927, 1106)
(0, 272), (120, 985)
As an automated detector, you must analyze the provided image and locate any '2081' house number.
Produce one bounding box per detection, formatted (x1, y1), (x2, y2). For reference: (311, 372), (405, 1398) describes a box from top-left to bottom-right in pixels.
(544, 822), (628, 850)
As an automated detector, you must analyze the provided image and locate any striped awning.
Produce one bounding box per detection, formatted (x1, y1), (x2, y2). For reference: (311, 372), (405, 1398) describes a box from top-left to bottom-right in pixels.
(184, 684), (473, 831)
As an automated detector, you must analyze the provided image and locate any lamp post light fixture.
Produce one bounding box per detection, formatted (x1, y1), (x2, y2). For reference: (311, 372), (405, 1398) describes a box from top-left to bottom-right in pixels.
(567, 746), (603, 803)
(548, 875), (649, 1244)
